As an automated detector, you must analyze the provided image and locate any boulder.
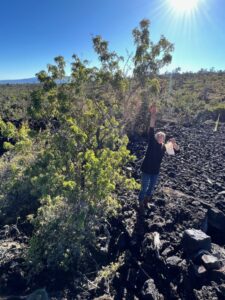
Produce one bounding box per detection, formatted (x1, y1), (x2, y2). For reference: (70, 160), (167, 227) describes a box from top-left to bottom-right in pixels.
(182, 229), (211, 255)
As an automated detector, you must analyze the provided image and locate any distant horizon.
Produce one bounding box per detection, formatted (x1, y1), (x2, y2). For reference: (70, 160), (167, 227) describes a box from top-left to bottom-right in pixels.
(1, 68), (225, 82)
(1, 64), (225, 81)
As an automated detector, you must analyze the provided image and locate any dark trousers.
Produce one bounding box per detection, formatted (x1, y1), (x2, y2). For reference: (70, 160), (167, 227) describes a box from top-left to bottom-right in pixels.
(138, 172), (159, 201)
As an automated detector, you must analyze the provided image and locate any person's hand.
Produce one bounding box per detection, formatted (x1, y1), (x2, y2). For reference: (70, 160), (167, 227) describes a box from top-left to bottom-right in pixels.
(149, 103), (157, 115)
(169, 138), (180, 150)
(169, 138), (176, 145)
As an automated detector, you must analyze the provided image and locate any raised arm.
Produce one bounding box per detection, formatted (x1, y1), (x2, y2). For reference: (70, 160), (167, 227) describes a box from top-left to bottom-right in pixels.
(146, 103), (157, 140)
(149, 103), (157, 130)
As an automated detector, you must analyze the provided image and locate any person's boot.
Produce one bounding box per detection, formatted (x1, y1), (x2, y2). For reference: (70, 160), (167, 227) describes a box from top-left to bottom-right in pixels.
(144, 195), (152, 207)
(144, 196), (151, 207)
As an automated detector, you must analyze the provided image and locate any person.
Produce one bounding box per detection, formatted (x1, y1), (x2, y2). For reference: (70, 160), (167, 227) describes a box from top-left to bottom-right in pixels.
(138, 103), (179, 211)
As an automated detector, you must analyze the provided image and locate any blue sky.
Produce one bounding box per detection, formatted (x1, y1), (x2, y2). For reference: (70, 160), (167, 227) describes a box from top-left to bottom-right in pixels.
(0, 0), (225, 79)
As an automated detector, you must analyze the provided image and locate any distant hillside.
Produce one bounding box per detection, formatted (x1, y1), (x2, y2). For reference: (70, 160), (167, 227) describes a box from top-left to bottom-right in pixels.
(0, 77), (38, 84)
(0, 76), (70, 85)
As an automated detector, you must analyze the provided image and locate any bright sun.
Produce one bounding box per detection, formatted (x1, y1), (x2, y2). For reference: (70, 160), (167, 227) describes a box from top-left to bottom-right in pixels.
(168, 0), (200, 14)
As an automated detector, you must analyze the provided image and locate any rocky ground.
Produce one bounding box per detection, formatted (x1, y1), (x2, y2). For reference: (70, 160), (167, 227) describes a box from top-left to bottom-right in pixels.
(1, 121), (225, 299)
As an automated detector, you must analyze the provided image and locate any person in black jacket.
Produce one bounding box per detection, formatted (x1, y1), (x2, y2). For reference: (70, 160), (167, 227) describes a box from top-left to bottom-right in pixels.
(139, 103), (179, 211)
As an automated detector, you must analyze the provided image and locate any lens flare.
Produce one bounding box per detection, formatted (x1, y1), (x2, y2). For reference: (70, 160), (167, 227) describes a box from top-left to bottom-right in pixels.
(168, 0), (200, 14)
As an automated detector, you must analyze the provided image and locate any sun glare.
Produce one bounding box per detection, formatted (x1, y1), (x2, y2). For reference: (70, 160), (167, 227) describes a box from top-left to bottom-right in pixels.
(168, 0), (200, 14)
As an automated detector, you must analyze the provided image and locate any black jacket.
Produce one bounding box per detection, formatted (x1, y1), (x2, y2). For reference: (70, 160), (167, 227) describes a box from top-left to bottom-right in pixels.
(141, 127), (166, 175)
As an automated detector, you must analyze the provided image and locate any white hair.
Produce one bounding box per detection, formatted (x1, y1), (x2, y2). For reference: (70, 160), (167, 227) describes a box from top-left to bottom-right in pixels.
(155, 131), (166, 140)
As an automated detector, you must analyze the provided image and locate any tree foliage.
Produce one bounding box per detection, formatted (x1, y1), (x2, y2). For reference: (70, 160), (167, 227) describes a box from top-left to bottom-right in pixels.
(131, 19), (174, 133)
(133, 19), (174, 84)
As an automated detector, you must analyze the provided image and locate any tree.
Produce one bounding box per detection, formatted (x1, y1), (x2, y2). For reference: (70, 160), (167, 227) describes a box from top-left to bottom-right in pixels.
(132, 19), (174, 84)
(131, 19), (174, 133)
(0, 19), (173, 280)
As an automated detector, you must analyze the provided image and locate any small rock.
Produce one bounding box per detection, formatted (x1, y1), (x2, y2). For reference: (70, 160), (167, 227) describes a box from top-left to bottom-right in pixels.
(125, 166), (133, 172)
(218, 190), (225, 195)
(166, 256), (182, 268)
(201, 254), (223, 270)
(219, 283), (225, 296)
(194, 264), (207, 277)
(191, 200), (201, 206)
(94, 296), (114, 300)
(211, 243), (225, 260)
(161, 246), (174, 257)
(142, 278), (164, 300)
